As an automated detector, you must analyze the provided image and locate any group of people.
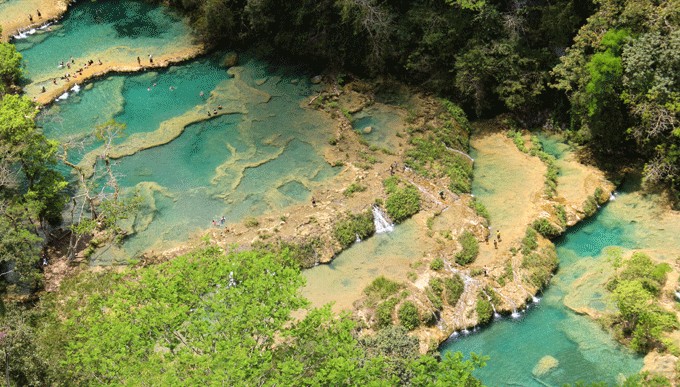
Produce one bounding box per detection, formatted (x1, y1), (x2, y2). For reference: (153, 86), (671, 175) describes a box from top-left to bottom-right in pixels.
(47, 57), (103, 91)
(486, 230), (502, 249)
(212, 217), (233, 233)
(137, 54), (154, 66)
(207, 104), (223, 117)
(28, 10), (41, 23)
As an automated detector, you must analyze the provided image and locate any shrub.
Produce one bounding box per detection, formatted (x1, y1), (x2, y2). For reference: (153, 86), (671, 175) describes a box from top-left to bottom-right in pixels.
(444, 275), (464, 306)
(385, 185), (420, 223)
(522, 247), (559, 288)
(328, 137), (338, 146)
(429, 278), (443, 295)
(374, 198), (383, 206)
(398, 301), (420, 330)
(430, 257), (443, 271)
(425, 288), (443, 310)
(333, 211), (375, 248)
(455, 230), (479, 265)
(532, 218), (560, 238)
(583, 195), (598, 217)
(470, 268), (483, 277)
(382, 176), (401, 194)
(476, 293), (493, 325)
(375, 298), (399, 329)
(520, 227), (538, 255)
(244, 216), (259, 228)
(364, 276), (403, 300)
(343, 183), (367, 197)
(407, 271), (417, 281)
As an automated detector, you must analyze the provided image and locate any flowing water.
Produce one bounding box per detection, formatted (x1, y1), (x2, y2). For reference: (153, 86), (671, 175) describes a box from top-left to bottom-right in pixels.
(440, 137), (657, 387)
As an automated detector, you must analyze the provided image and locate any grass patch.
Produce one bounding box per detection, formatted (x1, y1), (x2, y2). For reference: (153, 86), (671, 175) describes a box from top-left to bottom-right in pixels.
(364, 276), (403, 300)
(343, 183), (367, 197)
(374, 297), (400, 329)
(244, 216), (259, 228)
(521, 246), (559, 288)
(469, 198), (490, 223)
(476, 292), (493, 325)
(532, 218), (560, 238)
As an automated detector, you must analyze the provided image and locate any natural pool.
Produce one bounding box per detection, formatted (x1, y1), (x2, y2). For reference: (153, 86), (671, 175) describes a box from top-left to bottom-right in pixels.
(22, 1), (340, 263)
(440, 140), (652, 387)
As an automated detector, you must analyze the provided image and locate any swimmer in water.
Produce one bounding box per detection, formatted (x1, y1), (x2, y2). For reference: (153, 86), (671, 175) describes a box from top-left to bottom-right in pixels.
(200, 91), (204, 97)
(153, 83), (156, 86)
(208, 111), (211, 117)
(218, 105), (222, 109)
(148, 87), (151, 91)
(213, 109), (217, 115)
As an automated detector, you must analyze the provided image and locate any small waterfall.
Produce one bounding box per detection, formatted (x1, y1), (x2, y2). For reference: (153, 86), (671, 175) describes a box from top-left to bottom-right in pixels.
(372, 206), (394, 234)
(675, 291), (680, 301)
(511, 309), (521, 319)
(444, 143), (475, 162)
(610, 192), (617, 201)
(57, 92), (69, 101)
(492, 303), (501, 320)
(71, 84), (81, 93)
(355, 233), (361, 243)
(461, 328), (470, 335)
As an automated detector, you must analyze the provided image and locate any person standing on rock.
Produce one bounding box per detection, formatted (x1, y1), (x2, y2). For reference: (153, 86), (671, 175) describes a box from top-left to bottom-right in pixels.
(37, 10), (42, 18)
(494, 239), (497, 249)
(29, 14), (33, 23)
(137, 56), (141, 65)
(311, 197), (316, 207)
(496, 230), (501, 242)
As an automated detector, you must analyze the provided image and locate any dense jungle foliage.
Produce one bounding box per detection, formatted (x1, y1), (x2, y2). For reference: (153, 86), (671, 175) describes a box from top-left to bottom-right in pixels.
(167, 0), (680, 200)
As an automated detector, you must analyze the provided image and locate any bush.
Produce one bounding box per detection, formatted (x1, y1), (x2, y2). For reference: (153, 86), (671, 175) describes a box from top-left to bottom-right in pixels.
(583, 195), (598, 217)
(375, 298), (399, 329)
(328, 137), (338, 145)
(520, 227), (538, 255)
(429, 257), (443, 271)
(244, 216), (259, 228)
(444, 275), (464, 306)
(425, 288), (443, 310)
(364, 276), (403, 300)
(382, 176), (401, 194)
(532, 218), (560, 238)
(476, 293), (493, 325)
(398, 301), (420, 330)
(333, 211), (375, 248)
(455, 230), (479, 265)
(521, 247), (559, 288)
(385, 185), (420, 223)
(343, 183), (367, 197)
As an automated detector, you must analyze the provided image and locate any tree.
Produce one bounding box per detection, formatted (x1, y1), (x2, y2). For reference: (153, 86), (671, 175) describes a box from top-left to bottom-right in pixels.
(44, 245), (486, 385)
(0, 28), (23, 94)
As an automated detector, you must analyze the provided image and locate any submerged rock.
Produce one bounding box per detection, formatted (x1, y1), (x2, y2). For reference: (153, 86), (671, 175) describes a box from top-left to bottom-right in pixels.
(532, 355), (558, 376)
(363, 126), (372, 134)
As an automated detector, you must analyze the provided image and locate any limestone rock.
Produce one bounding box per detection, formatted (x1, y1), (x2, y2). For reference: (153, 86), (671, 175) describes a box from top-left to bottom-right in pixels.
(311, 75), (322, 84)
(363, 126), (372, 134)
(220, 53), (239, 68)
(532, 355), (558, 376)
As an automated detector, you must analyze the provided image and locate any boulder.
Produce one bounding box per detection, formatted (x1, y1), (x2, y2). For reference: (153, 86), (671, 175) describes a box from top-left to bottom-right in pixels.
(220, 53), (239, 68)
(363, 126), (372, 134)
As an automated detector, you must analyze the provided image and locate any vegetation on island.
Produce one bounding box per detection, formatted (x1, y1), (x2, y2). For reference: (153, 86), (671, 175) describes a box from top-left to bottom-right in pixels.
(333, 210), (375, 248)
(605, 249), (678, 354)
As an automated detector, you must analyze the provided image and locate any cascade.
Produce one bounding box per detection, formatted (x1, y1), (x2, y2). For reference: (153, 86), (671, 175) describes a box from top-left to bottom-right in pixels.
(355, 233), (361, 243)
(511, 309), (522, 319)
(443, 143), (475, 162)
(372, 206), (394, 234)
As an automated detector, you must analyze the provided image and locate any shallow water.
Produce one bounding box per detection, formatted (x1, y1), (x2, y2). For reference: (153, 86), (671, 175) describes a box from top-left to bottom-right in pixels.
(13, 0), (197, 96)
(302, 219), (425, 312)
(441, 140), (646, 387)
(352, 105), (405, 150)
(24, 2), (340, 262)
